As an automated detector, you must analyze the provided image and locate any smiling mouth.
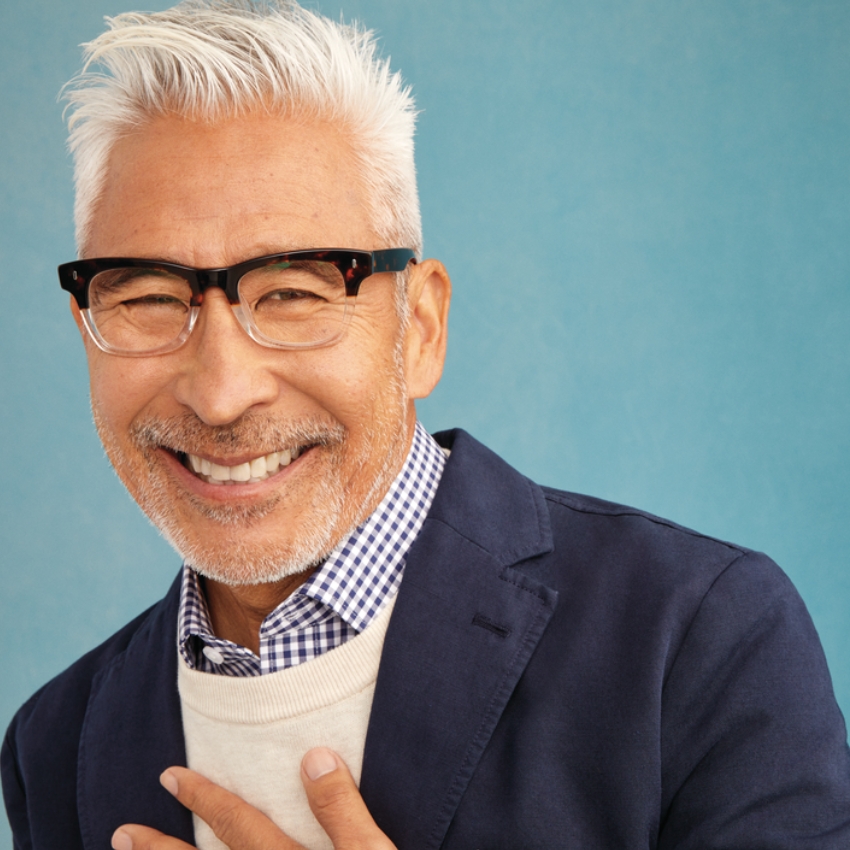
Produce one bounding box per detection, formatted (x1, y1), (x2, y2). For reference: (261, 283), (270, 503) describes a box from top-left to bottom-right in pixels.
(178, 445), (310, 485)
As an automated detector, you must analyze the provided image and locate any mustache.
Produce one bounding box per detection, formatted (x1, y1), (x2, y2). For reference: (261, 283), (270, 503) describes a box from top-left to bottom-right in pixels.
(129, 411), (347, 456)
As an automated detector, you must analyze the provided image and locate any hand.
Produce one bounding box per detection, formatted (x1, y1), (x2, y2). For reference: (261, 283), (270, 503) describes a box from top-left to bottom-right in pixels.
(111, 748), (396, 850)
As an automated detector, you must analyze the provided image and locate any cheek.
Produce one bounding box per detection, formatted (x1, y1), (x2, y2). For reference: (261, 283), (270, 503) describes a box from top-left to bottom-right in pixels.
(287, 335), (404, 426)
(86, 350), (173, 436)
(284, 360), (363, 423)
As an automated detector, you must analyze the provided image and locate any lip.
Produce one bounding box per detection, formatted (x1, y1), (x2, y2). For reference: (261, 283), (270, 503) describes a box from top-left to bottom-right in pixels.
(184, 450), (286, 468)
(156, 445), (313, 501)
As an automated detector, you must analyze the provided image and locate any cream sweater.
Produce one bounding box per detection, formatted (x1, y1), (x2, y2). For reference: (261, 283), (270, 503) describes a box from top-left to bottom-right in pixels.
(177, 597), (396, 850)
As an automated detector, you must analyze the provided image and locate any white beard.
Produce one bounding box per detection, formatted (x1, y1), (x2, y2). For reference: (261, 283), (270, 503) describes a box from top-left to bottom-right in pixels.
(91, 344), (411, 587)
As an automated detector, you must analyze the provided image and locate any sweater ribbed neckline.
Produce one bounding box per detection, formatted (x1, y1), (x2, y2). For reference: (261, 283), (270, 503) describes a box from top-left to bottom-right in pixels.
(177, 596), (396, 725)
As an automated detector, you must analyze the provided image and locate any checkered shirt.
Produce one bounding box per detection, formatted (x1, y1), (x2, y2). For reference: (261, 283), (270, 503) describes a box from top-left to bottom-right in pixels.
(177, 421), (446, 676)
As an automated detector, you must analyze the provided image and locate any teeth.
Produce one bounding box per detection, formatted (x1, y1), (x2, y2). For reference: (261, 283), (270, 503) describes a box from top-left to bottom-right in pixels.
(230, 462), (251, 482)
(209, 462), (231, 482)
(184, 447), (305, 485)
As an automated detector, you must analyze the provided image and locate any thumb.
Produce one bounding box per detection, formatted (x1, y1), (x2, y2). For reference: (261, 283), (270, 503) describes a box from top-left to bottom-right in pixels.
(300, 749), (395, 850)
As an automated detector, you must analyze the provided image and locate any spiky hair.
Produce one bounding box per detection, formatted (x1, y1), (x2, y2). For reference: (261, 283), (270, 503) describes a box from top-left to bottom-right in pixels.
(63, 0), (422, 255)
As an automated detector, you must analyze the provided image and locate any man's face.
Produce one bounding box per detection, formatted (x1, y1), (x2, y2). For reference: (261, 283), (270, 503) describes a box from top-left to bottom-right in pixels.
(79, 112), (417, 585)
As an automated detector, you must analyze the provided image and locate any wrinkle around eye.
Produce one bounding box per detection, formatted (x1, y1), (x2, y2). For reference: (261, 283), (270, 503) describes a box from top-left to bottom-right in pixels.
(262, 289), (320, 302)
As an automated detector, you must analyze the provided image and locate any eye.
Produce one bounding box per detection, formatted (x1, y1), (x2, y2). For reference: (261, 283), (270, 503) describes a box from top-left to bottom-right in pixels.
(85, 267), (193, 351)
(89, 268), (191, 312)
(125, 293), (186, 306)
(240, 261), (346, 313)
(260, 288), (324, 303)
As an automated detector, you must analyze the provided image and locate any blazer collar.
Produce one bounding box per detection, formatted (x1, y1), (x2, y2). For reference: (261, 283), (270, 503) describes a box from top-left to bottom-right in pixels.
(361, 429), (558, 849)
(429, 429), (554, 567)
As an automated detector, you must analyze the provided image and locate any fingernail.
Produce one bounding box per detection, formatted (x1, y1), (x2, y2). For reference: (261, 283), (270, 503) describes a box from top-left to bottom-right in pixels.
(303, 747), (338, 780)
(160, 769), (179, 796)
(111, 829), (133, 850)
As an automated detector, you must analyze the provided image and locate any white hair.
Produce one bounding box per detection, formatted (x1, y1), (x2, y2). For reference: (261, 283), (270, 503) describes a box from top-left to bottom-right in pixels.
(62, 0), (422, 257)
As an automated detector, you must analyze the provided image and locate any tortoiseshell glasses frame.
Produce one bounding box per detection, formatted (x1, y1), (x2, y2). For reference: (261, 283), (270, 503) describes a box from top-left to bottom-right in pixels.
(58, 248), (416, 357)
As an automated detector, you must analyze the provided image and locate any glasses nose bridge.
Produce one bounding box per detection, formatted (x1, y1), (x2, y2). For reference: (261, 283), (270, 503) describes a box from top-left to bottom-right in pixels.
(190, 267), (255, 344)
(195, 267), (240, 304)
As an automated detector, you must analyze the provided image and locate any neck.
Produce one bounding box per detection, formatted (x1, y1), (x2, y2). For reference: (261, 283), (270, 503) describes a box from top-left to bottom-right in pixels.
(203, 569), (317, 655)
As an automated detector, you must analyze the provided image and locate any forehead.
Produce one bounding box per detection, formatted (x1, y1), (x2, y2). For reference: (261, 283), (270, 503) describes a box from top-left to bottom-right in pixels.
(87, 112), (378, 265)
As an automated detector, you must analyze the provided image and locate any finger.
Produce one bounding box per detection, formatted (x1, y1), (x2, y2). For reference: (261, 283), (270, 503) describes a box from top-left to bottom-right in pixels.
(300, 749), (396, 849)
(161, 767), (306, 850)
(111, 824), (196, 850)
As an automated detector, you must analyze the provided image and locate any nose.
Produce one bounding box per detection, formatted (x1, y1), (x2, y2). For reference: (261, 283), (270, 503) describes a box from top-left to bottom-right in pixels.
(173, 289), (281, 426)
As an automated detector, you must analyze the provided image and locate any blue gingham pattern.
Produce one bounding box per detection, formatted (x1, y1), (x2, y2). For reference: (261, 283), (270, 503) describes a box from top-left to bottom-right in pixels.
(178, 421), (446, 676)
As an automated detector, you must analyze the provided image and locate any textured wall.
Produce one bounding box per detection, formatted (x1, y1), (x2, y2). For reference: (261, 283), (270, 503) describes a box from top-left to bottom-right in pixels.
(1, 1), (848, 846)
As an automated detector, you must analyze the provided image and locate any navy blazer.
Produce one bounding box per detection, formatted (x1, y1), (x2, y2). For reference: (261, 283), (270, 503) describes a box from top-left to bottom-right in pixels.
(4, 429), (850, 849)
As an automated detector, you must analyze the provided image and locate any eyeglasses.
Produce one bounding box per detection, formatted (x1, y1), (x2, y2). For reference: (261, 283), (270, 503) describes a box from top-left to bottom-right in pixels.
(58, 248), (416, 356)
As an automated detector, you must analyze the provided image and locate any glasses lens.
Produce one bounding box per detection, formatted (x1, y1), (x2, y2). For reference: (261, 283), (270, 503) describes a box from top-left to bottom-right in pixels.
(239, 260), (351, 346)
(88, 267), (192, 353)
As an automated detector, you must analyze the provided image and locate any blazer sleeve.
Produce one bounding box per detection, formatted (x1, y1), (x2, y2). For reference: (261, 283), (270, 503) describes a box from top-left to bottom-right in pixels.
(658, 551), (850, 847)
(2, 726), (31, 850)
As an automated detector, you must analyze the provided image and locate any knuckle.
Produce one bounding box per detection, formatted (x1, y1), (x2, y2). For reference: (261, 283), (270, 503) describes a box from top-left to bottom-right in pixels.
(207, 797), (252, 844)
(311, 777), (353, 814)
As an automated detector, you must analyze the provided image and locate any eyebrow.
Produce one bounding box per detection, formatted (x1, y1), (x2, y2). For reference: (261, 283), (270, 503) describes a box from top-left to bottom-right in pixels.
(151, 244), (333, 268)
(95, 266), (177, 291)
(239, 243), (320, 258)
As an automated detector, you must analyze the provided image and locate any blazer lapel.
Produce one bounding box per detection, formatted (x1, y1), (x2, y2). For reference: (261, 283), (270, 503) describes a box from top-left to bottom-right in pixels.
(361, 430), (558, 849)
(77, 575), (194, 850)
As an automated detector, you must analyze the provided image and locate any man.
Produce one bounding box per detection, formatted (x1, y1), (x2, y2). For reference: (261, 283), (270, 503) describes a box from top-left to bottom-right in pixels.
(3, 2), (850, 849)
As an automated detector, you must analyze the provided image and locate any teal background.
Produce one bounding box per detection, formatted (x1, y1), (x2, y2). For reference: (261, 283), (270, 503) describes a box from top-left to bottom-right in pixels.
(1, 1), (848, 844)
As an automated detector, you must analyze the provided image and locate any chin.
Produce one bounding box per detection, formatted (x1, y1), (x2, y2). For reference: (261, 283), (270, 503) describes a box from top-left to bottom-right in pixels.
(127, 447), (352, 586)
(154, 490), (349, 587)
(177, 540), (335, 587)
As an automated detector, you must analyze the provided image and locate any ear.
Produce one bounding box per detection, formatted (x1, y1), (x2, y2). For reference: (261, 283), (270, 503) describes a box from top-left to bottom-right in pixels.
(402, 258), (452, 400)
(70, 295), (86, 334)
(70, 296), (98, 356)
